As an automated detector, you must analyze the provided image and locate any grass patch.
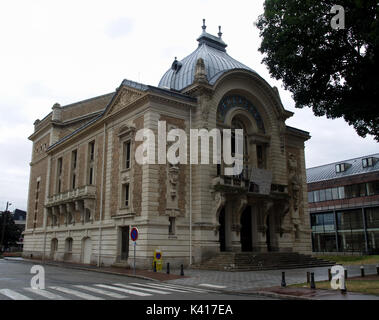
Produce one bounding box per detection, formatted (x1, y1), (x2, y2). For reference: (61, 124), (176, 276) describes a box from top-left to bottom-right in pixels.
(314, 255), (379, 266)
(291, 277), (379, 296)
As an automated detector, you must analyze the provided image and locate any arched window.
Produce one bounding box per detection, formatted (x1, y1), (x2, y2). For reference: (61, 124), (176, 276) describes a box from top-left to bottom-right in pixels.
(231, 117), (249, 179)
(65, 238), (73, 253)
(51, 238), (58, 253)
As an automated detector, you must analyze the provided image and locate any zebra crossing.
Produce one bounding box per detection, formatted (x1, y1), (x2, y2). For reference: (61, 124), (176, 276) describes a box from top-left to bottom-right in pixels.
(0, 281), (213, 300)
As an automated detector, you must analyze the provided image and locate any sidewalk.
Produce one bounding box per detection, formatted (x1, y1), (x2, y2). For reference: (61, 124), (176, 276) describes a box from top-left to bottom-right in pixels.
(4, 257), (188, 282)
(251, 286), (379, 300)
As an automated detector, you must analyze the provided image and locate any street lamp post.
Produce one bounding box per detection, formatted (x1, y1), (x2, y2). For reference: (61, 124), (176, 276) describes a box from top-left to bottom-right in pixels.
(0, 202), (12, 254)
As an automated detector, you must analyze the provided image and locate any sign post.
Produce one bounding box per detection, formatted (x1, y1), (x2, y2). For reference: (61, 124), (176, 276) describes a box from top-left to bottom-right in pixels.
(130, 227), (139, 275)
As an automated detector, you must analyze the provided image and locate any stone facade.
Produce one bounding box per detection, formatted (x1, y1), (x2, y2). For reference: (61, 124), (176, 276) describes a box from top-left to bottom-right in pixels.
(23, 27), (312, 268)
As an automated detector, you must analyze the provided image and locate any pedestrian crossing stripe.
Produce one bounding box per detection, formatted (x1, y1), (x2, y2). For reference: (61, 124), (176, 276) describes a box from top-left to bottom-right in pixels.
(199, 283), (227, 289)
(130, 282), (189, 293)
(95, 284), (152, 297)
(131, 282), (212, 293)
(24, 288), (67, 300)
(113, 283), (171, 295)
(49, 286), (105, 300)
(74, 285), (128, 299)
(0, 289), (32, 300)
(0, 282), (212, 300)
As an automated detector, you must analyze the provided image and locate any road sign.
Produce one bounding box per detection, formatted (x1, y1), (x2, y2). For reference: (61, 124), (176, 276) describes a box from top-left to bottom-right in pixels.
(130, 227), (139, 242)
(153, 249), (163, 271)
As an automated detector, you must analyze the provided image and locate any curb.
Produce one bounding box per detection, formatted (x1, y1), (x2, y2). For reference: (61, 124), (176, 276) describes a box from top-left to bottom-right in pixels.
(4, 257), (161, 282)
(247, 290), (313, 300)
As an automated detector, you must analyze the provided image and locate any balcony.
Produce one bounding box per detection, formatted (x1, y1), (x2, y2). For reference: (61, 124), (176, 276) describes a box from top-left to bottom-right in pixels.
(45, 185), (97, 226)
(213, 167), (287, 196)
(46, 185), (96, 207)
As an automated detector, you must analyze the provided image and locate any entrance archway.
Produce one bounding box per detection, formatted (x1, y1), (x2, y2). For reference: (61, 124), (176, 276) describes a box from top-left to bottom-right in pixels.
(82, 237), (92, 264)
(219, 209), (226, 252)
(240, 206), (253, 251)
(120, 226), (130, 260)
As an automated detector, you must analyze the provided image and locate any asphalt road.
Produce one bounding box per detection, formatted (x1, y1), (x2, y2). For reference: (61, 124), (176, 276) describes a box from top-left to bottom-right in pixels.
(0, 259), (274, 301)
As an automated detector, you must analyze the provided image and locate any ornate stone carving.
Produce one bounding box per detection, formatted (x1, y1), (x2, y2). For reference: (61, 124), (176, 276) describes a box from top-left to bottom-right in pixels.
(262, 200), (274, 235)
(232, 223), (242, 235)
(110, 90), (142, 115)
(199, 93), (212, 128)
(235, 195), (248, 224)
(213, 192), (226, 235)
(278, 121), (286, 154)
(168, 165), (179, 200)
(194, 58), (208, 83)
(288, 153), (301, 212)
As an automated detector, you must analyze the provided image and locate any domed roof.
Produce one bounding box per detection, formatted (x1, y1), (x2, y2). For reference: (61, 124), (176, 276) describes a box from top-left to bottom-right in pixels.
(158, 22), (255, 91)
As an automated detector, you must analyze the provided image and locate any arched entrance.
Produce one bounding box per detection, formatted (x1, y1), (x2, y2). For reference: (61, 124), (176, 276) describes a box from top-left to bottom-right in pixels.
(240, 206), (253, 251)
(219, 208), (226, 252)
(82, 237), (92, 264)
(266, 215), (272, 252)
(50, 238), (58, 260)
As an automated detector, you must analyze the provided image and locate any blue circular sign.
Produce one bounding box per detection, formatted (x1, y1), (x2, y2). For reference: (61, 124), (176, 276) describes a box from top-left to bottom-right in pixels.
(156, 252), (161, 259)
(130, 227), (139, 241)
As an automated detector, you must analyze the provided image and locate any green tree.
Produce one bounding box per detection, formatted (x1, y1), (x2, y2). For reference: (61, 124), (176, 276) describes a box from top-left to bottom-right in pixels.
(0, 211), (22, 251)
(256, 0), (379, 141)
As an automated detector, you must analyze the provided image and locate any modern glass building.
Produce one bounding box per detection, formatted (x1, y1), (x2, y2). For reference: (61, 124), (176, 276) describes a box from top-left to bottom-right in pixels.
(307, 154), (379, 254)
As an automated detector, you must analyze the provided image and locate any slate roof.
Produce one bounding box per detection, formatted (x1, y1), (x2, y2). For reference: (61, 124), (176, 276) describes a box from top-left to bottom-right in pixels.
(47, 79), (196, 151)
(158, 29), (254, 91)
(306, 153), (379, 183)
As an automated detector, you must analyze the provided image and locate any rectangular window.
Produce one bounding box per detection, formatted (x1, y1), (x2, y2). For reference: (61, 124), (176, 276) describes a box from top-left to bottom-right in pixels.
(308, 191), (314, 203)
(338, 186), (345, 199)
(345, 185), (353, 198)
(335, 163), (346, 173)
(325, 188), (332, 201)
(57, 157), (63, 175)
(169, 217), (176, 235)
(366, 207), (379, 229)
(71, 150), (77, 189)
(57, 157), (63, 193)
(359, 183), (366, 197)
(122, 183), (130, 207)
(332, 187), (339, 200)
(87, 141), (95, 185)
(256, 145), (265, 169)
(72, 150), (77, 169)
(314, 190), (320, 202)
(89, 167), (93, 185)
(124, 141), (131, 169)
(367, 181), (379, 196)
(72, 174), (76, 189)
(89, 141), (95, 161)
(36, 181), (40, 200)
(362, 157), (373, 168)
(319, 189), (326, 202)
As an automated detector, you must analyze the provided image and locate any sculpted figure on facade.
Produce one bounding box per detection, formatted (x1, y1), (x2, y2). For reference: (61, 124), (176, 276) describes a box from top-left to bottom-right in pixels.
(168, 164), (179, 200)
(288, 153), (301, 212)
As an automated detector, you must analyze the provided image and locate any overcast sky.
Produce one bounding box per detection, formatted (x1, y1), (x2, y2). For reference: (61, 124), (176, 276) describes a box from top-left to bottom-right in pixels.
(0, 0), (377, 211)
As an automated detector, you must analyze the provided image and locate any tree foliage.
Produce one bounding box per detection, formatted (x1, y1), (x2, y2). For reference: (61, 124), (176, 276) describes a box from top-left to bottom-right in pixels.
(0, 212), (22, 250)
(256, 0), (379, 141)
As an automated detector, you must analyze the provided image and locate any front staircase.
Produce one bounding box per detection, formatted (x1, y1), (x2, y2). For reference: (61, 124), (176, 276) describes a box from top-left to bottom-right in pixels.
(192, 252), (335, 271)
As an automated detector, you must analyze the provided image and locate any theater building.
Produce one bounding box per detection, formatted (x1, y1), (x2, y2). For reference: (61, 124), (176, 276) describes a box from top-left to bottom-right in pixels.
(23, 22), (312, 268)
(307, 154), (379, 254)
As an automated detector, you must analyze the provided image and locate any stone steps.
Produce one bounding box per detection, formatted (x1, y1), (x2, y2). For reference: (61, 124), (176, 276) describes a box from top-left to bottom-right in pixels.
(192, 252), (335, 271)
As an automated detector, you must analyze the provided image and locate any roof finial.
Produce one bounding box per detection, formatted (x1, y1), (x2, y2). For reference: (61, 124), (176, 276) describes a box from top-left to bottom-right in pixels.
(218, 26), (222, 38)
(202, 19), (206, 32)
